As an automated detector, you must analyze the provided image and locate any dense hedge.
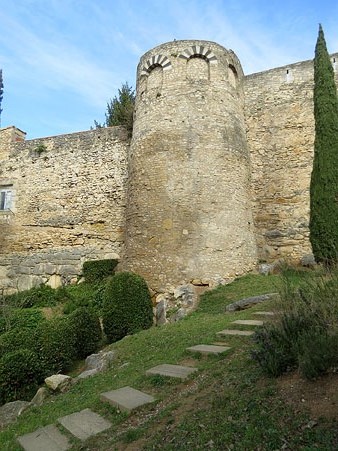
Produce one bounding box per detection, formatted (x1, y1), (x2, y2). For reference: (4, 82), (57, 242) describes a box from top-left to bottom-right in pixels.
(82, 259), (118, 284)
(35, 316), (77, 375)
(0, 327), (38, 359)
(3, 285), (68, 308)
(0, 349), (43, 404)
(69, 307), (102, 359)
(102, 272), (153, 343)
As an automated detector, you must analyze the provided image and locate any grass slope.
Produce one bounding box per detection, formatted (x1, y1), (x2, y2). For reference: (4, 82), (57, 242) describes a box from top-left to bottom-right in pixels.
(0, 273), (337, 450)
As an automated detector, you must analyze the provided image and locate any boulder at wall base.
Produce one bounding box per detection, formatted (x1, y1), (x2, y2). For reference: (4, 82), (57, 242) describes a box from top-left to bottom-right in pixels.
(0, 400), (31, 429)
(84, 350), (115, 372)
(30, 387), (50, 406)
(226, 293), (280, 312)
(44, 374), (73, 392)
(154, 284), (200, 324)
(300, 254), (316, 267)
(76, 368), (99, 380)
(155, 299), (167, 325)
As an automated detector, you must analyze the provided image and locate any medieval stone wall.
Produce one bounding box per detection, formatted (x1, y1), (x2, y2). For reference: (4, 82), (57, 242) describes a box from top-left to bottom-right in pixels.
(0, 126), (129, 292)
(1, 41), (337, 294)
(245, 53), (338, 262)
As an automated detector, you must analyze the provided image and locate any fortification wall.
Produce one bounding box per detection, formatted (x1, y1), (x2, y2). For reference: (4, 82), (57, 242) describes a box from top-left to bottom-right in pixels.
(0, 126), (129, 292)
(2, 43), (338, 294)
(124, 40), (257, 290)
(245, 53), (338, 262)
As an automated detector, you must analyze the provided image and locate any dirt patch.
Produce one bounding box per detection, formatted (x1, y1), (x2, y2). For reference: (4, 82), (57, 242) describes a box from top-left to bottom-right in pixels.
(114, 374), (209, 450)
(277, 371), (338, 420)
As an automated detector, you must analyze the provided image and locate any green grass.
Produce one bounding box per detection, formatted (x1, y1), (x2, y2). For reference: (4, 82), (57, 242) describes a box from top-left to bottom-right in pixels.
(0, 271), (337, 450)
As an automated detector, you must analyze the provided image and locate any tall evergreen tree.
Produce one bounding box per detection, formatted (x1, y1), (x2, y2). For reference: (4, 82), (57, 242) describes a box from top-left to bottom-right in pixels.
(94, 82), (135, 136)
(0, 70), (3, 128)
(309, 24), (338, 264)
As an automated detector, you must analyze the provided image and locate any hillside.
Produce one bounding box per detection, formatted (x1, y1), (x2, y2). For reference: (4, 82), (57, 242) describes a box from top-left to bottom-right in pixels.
(0, 272), (337, 450)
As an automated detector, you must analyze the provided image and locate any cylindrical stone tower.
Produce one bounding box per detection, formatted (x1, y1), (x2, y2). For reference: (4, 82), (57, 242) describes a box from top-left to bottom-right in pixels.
(124, 40), (257, 290)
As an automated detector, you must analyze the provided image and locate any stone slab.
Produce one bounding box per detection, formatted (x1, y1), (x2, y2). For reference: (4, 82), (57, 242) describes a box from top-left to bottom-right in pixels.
(226, 293), (279, 312)
(100, 386), (155, 412)
(231, 320), (264, 326)
(17, 424), (70, 451)
(146, 364), (197, 380)
(253, 311), (275, 316)
(186, 344), (231, 355)
(58, 408), (111, 441)
(217, 329), (254, 337)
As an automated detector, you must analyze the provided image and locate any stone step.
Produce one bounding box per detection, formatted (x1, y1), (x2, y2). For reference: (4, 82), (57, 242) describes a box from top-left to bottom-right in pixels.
(17, 424), (70, 451)
(217, 329), (255, 337)
(58, 408), (111, 441)
(146, 363), (197, 380)
(100, 386), (155, 413)
(253, 311), (275, 316)
(186, 344), (231, 355)
(231, 319), (264, 326)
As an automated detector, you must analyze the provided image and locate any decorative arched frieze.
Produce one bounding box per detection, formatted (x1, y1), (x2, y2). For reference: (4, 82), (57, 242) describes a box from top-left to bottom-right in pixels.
(140, 55), (172, 76)
(179, 45), (217, 65)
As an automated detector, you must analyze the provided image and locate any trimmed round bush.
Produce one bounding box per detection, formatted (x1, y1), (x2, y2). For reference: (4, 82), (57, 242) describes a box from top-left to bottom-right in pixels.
(83, 259), (118, 284)
(35, 316), (77, 375)
(0, 349), (43, 405)
(69, 307), (102, 359)
(102, 272), (153, 343)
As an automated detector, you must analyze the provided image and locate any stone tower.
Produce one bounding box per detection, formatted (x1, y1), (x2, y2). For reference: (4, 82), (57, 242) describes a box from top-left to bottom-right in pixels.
(124, 40), (257, 291)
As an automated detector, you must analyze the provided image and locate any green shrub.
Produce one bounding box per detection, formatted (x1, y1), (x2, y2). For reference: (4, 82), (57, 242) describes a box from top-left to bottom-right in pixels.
(252, 268), (338, 379)
(82, 259), (118, 284)
(3, 284), (71, 309)
(63, 296), (92, 314)
(0, 315), (6, 335)
(92, 283), (106, 314)
(62, 282), (105, 314)
(35, 316), (77, 375)
(0, 349), (43, 405)
(8, 308), (44, 329)
(251, 324), (294, 377)
(0, 327), (38, 359)
(102, 272), (153, 343)
(69, 307), (102, 359)
(297, 329), (338, 379)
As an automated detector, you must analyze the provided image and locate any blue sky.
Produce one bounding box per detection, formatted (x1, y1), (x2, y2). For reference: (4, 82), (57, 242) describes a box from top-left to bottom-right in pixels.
(0, 0), (337, 139)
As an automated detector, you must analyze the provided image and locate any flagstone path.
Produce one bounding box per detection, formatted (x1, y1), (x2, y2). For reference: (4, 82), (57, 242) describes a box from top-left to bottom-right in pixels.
(231, 319), (264, 326)
(253, 311), (275, 316)
(17, 302), (273, 450)
(100, 386), (155, 413)
(146, 363), (197, 380)
(186, 344), (231, 355)
(17, 424), (71, 451)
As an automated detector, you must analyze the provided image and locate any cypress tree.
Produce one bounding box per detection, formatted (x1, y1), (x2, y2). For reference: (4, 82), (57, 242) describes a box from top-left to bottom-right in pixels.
(309, 24), (338, 264)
